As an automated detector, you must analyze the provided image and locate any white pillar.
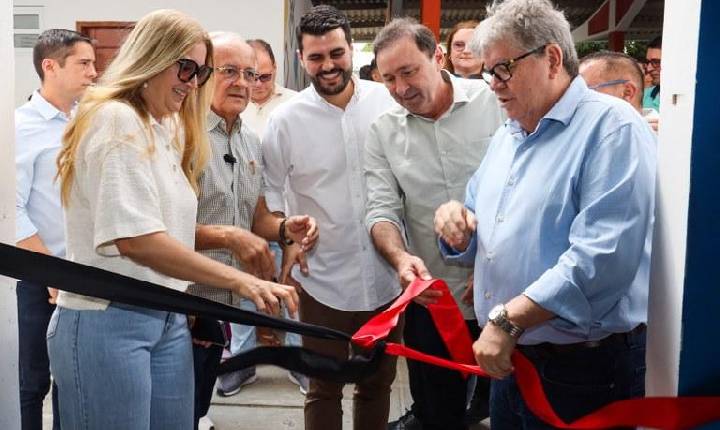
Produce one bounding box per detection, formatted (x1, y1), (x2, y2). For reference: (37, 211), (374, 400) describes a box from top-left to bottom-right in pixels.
(0, 0), (21, 427)
(645, 0), (701, 397)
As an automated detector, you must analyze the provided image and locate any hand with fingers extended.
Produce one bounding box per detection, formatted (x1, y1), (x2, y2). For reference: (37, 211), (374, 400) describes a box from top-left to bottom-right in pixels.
(473, 323), (517, 379)
(279, 242), (309, 287)
(434, 200), (477, 252)
(395, 252), (442, 307)
(283, 215), (319, 252)
(227, 228), (276, 280)
(233, 273), (299, 318)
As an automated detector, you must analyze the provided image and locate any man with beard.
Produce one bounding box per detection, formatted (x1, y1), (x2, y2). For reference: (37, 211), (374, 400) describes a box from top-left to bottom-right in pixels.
(365, 18), (504, 430)
(261, 5), (401, 430)
(188, 32), (317, 429)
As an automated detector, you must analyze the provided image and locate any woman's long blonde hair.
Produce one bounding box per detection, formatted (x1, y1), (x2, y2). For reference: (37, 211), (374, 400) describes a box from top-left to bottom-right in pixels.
(57, 9), (214, 205)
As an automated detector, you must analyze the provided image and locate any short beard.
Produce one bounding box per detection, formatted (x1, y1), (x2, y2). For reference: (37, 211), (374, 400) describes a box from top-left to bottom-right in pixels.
(310, 67), (353, 96)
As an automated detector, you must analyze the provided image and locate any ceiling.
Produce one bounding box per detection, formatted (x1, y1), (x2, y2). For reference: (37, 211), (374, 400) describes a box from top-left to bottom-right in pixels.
(313, 0), (664, 43)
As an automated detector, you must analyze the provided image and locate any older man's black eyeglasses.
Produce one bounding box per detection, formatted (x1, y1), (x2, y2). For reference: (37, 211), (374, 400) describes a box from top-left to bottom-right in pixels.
(481, 44), (547, 85)
(176, 59), (213, 87)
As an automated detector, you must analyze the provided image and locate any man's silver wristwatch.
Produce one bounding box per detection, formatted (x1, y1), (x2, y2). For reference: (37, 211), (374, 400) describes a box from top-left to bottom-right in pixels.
(488, 304), (524, 339)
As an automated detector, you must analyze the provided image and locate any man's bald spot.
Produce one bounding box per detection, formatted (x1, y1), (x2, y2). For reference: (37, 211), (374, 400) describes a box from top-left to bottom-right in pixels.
(580, 51), (644, 109)
(210, 31), (256, 63)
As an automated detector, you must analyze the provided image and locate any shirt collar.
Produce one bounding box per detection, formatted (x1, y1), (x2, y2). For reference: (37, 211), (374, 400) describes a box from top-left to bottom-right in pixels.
(308, 75), (362, 109)
(506, 76), (587, 135)
(30, 90), (67, 121)
(254, 86), (284, 108)
(207, 109), (241, 134)
(403, 70), (470, 119)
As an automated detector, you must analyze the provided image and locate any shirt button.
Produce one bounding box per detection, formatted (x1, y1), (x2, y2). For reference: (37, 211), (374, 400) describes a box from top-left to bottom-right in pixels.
(507, 177), (515, 186)
(484, 292), (492, 299)
(486, 251), (494, 261)
(496, 214), (505, 223)
(173, 165), (177, 172)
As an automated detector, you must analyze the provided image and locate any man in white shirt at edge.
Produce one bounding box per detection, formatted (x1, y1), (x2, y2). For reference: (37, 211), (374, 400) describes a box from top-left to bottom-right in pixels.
(261, 5), (401, 430)
(241, 39), (297, 137)
(15, 29), (96, 430)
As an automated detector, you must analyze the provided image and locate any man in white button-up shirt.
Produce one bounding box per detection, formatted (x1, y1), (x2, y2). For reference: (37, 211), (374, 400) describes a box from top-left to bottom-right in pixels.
(15, 29), (96, 430)
(262, 6), (400, 430)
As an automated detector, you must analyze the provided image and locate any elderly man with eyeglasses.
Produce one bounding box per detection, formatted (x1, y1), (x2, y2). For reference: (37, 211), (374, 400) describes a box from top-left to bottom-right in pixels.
(189, 32), (317, 429)
(433, 1), (657, 428)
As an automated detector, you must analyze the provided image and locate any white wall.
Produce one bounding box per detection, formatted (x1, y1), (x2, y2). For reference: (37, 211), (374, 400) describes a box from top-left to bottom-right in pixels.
(13, 0), (286, 106)
(645, 0), (701, 397)
(0, 0), (20, 427)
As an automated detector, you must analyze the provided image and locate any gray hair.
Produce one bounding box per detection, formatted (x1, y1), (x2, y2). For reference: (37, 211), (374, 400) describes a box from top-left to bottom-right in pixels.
(373, 18), (436, 59)
(209, 31), (246, 49)
(470, 0), (578, 77)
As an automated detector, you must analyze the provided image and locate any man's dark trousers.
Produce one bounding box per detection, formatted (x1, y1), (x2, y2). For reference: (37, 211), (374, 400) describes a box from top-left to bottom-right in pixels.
(403, 302), (488, 430)
(17, 280), (60, 430)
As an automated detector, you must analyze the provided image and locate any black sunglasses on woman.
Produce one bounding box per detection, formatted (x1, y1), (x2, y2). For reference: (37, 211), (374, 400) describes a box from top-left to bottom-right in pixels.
(176, 58), (213, 87)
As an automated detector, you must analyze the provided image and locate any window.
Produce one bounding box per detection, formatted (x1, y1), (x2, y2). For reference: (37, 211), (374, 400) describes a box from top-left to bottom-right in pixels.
(13, 6), (43, 49)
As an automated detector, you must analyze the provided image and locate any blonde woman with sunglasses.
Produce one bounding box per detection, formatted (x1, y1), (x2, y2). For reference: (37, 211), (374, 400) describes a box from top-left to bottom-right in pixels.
(50, 10), (298, 429)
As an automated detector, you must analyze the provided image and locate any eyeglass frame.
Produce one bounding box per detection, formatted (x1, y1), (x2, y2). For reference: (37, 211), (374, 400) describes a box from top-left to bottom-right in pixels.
(215, 65), (259, 83)
(644, 58), (661, 69)
(588, 79), (630, 90)
(481, 44), (548, 85)
(256, 72), (274, 83)
(175, 59), (213, 87)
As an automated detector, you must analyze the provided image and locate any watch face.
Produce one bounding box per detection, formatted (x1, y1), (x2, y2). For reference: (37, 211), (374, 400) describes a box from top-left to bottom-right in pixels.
(488, 304), (503, 321)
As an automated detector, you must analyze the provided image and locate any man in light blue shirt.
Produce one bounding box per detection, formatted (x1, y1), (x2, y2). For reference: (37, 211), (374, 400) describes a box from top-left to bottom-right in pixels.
(15, 29), (96, 430)
(434, 1), (656, 428)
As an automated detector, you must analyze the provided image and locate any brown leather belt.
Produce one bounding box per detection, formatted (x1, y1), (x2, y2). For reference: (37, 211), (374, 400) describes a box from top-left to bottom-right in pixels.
(519, 324), (646, 356)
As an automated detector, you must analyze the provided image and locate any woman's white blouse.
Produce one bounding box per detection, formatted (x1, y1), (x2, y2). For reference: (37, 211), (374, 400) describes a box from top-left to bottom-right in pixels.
(58, 101), (198, 311)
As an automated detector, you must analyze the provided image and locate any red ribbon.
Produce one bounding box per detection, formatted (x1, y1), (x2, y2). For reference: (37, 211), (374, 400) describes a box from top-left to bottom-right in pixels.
(351, 278), (720, 430)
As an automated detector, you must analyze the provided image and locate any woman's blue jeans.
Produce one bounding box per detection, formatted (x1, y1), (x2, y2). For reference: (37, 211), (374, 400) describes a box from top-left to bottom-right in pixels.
(47, 303), (194, 430)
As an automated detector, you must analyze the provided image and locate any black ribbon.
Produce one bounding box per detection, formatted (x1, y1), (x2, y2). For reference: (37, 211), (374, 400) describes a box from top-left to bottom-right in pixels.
(0, 242), (383, 383)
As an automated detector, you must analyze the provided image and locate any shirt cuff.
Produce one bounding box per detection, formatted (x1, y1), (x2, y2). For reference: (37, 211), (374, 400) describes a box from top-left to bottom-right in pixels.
(264, 190), (285, 214)
(438, 235), (477, 267)
(15, 212), (38, 242)
(365, 215), (402, 235)
(523, 267), (593, 333)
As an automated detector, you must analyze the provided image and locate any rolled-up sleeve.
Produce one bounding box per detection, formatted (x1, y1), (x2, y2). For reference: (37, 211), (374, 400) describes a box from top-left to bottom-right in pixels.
(82, 108), (167, 255)
(261, 116), (289, 213)
(363, 122), (404, 233)
(523, 124), (656, 332)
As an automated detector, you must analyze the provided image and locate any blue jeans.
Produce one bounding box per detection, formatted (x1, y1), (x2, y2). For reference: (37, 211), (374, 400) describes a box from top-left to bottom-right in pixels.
(229, 242), (301, 356)
(47, 303), (194, 430)
(490, 328), (646, 430)
(17, 281), (60, 430)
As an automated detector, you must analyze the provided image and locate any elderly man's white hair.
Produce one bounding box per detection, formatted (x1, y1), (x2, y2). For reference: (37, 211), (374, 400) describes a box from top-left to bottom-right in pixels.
(470, 0), (579, 77)
(209, 31), (247, 48)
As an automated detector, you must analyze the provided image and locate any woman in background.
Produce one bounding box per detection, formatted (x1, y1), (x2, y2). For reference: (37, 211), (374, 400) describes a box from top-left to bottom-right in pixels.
(444, 20), (483, 78)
